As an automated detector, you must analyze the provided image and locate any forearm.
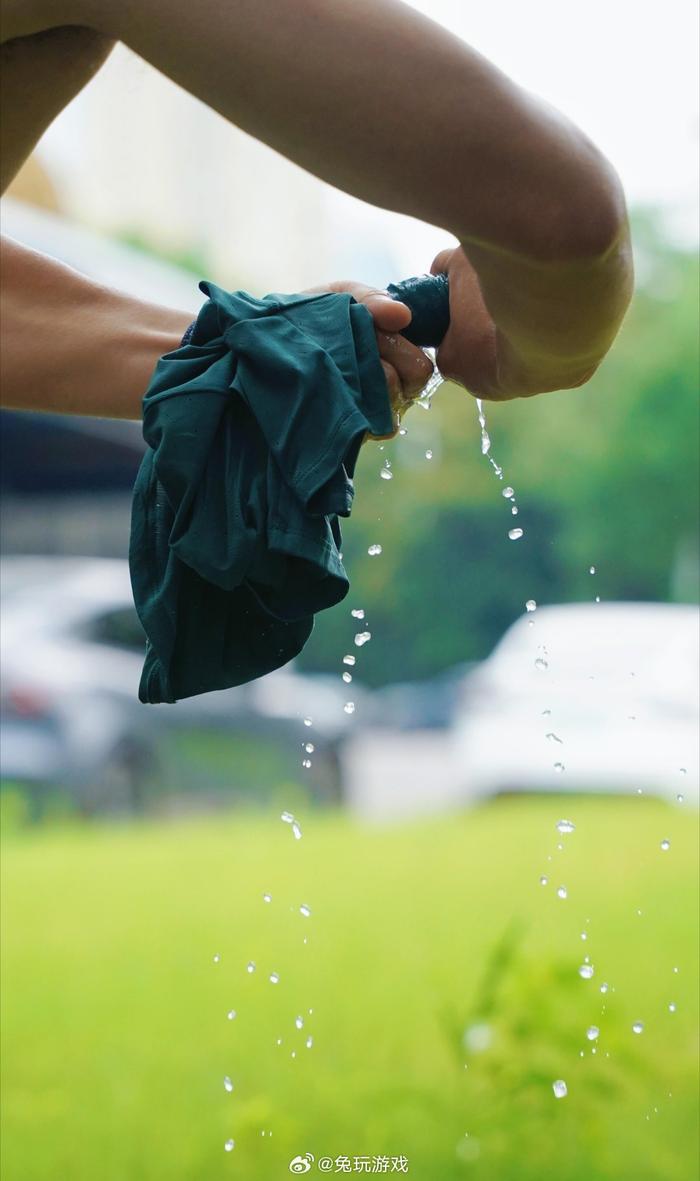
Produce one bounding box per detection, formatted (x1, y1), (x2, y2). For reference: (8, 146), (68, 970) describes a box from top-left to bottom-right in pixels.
(82, 0), (620, 264)
(0, 237), (191, 418)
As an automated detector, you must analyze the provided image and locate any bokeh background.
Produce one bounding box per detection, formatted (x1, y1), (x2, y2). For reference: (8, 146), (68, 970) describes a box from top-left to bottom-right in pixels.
(1, 1), (698, 1179)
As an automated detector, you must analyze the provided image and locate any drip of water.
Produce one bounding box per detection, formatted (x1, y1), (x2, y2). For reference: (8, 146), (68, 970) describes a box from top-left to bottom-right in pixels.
(302, 758), (312, 769)
(295, 1016), (304, 1029)
(660, 839), (670, 852)
(269, 972), (280, 985)
(368, 543), (383, 556)
(304, 742), (315, 754)
(299, 904), (311, 918)
(246, 961), (256, 973)
(263, 893), (272, 903)
(343, 654), (356, 666)
(552, 1080), (568, 1099)
(525, 599), (537, 612)
(502, 486), (515, 499)
(227, 1010), (237, 1020)
(579, 964), (595, 980)
(632, 1021), (644, 1034)
(303, 717), (313, 727)
(224, 1076), (234, 1093)
(351, 608), (365, 620)
(342, 671), (352, 683)
(475, 399), (491, 454)
(224, 1140), (235, 1152)
(344, 702), (356, 714)
(556, 818), (575, 833)
(213, 954), (221, 964)
(508, 527), (524, 541)
(539, 876), (549, 886)
(557, 885), (568, 900)
(425, 449), (433, 460)
(306, 1036), (314, 1049)
(354, 631), (372, 647)
(586, 1026), (600, 1041)
(291, 822), (302, 841)
(535, 657), (549, 671)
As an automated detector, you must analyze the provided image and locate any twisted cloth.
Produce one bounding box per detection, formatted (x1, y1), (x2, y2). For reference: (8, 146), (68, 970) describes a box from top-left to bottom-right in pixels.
(130, 282), (393, 703)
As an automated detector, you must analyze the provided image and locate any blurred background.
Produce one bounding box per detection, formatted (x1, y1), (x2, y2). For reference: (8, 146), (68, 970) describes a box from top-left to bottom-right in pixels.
(1, 2), (698, 1179)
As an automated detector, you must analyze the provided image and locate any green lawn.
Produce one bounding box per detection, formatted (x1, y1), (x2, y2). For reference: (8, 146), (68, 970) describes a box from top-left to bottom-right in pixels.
(1, 795), (698, 1181)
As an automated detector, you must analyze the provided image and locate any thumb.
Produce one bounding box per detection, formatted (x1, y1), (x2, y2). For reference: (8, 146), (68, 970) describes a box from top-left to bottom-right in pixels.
(361, 289), (412, 333)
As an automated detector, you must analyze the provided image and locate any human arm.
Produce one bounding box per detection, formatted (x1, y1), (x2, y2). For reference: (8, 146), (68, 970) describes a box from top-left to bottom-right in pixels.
(0, 236), (429, 423)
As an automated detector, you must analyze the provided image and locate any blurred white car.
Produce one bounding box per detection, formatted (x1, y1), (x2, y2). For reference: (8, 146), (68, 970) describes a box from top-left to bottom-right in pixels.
(452, 602), (699, 802)
(1, 557), (356, 812)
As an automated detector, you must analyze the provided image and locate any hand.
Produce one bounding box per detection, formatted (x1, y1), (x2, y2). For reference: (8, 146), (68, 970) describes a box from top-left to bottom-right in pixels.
(430, 246), (501, 400)
(302, 280), (434, 439)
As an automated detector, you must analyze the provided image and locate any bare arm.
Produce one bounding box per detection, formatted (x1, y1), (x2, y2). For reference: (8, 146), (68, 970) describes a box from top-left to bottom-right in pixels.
(3, 0), (633, 398)
(0, 237), (192, 418)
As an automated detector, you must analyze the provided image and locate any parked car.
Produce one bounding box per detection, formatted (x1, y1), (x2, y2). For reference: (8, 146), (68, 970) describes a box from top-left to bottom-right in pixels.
(1, 557), (356, 812)
(452, 602), (699, 801)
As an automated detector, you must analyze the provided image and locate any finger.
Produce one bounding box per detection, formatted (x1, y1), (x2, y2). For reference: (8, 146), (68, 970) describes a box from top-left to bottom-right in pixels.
(377, 331), (434, 398)
(367, 360), (401, 440)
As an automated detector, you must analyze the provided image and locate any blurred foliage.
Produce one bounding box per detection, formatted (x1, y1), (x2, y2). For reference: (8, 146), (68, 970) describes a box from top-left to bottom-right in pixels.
(299, 209), (699, 685)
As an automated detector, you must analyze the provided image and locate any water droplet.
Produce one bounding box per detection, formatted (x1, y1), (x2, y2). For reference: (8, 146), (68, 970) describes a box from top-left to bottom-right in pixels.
(281, 811), (294, 824)
(342, 671), (352, 683)
(679, 767), (687, 775)
(246, 961), (256, 974)
(306, 1036), (314, 1049)
(600, 983), (609, 994)
(502, 486), (514, 499)
(579, 964), (595, 980)
(632, 1022), (644, 1035)
(595, 595), (601, 603)
(343, 654), (356, 666)
(542, 708), (552, 716)
(673, 966), (679, 974)
(548, 734), (565, 747)
(344, 701), (355, 714)
(668, 1002), (677, 1013)
(213, 954), (221, 964)
(304, 742), (315, 754)
(368, 543), (383, 556)
(553, 762), (566, 774)
(508, 527), (524, 540)
(580, 932), (587, 941)
(292, 822), (302, 841)
(552, 1080), (568, 1099)
(557, 885), (568, 900)
(556, 818), (575, 833)
(589, 565), (596, 575)
(295, 1015), (304, 1029)
(299, 904), (312, 919)
(525, 599), (537, 612)
(660, 839), (670, 852)
(399, 427), (407, 436)
(290, 1051), (296, 1059)
(303, 717), (313, 727)
(224, 1139), (235, 1152)
(677, 793), (684, 804)
(224, 1076), (234, 1093)
(425, 449), (433, 460)
(586, 1026), (600, 1041)
(351, 608), (365, 620)
(302, 758), (312, 769)
(354, 631), (372, 647)
(535, 657), (549, 671)
(511, 505), (519, 515)
(276, 1038), (283, 1046)
(227, 1009), (237, 1020)
(539, 875), (549, 886)
(380, 466), (393, 481)
(269, 972), (280, 985)
(263, 893), (272, 903)
(480, 431), (491, 455)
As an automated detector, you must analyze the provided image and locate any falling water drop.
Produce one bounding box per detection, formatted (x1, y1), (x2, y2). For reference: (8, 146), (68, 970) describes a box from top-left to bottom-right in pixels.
(586, 1026), (600, 1041)
(246, 961), (256, 974)
(354, 631), (372, 647)
(660, 839), (671, 852)
(302, 758), (312, 769)
(299, 904), (312, 918)
(424, 449), (433, 460)
(525, 599), (537, 612)
(632, 1022), (644, 1035)
(295, 1016), (304, 1030)
(344, 701), (356, 714)
(539, 876), (549, 886)
(224, 1139), (235, 1153)
(502, 486), (515, 499)
(306, 1036), (314, 1049)
(548, 734), (565, 746)
(343, 654), (356, 666)
(224, 1076), (234, 1093)
(511, 506), (519, 515)
(303, 717), (313, 727)
(263, 893), (272, 903)
(281, 811), (294, 824)
(556, 818), (575, 834)
(380, 463), (393, 481)
(677, 794), (684, 804)
(589, 565), (596, 575)
(552, 1080), (568, 1099)
(553, 762), (566, 774)
(303, 742), (314, 754)
(557, 885), (568, 900)
(351, 608), (365, 620)
(600, 983), (609, 994)
(668, 1002), (677, 1013)
(579, 964), (595, 980)
(269, 972), (280, 985)
(342, 671), (352, 683)
(508, 527), (524, 541)
(213, 954), (221, 964)
(291, 822), (302, 841)
(227, 1010), (237, 1021)
(368, 543), (383, 556)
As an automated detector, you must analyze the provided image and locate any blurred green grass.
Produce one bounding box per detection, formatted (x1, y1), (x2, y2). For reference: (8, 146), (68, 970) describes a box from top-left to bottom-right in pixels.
(1, 795), (698, 1181)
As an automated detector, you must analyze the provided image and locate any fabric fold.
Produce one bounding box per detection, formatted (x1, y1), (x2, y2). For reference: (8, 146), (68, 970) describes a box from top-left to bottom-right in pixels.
(129, 281), (393, 704)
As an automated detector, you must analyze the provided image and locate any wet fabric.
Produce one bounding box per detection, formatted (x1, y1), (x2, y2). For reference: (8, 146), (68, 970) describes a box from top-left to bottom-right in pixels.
(130, 282), (393, 704)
